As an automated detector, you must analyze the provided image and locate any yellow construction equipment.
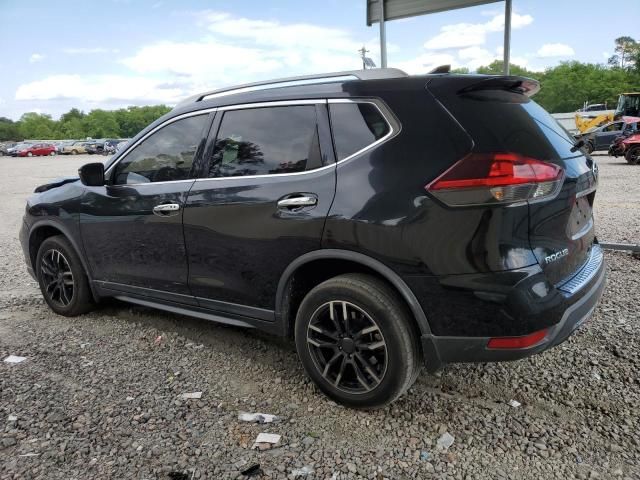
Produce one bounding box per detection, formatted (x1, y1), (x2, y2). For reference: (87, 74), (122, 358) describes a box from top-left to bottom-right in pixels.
(575, 93), (640, 133)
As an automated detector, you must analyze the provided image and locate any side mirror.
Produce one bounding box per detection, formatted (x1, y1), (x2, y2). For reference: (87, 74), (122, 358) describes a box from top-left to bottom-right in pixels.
(78, 162), (105, 187)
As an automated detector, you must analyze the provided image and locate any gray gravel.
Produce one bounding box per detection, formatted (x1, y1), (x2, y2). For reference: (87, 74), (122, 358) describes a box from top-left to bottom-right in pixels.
(1, 154), (639, 479)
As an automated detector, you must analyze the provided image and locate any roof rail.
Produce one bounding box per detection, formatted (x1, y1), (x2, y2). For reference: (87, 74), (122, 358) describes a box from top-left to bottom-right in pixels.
(174, 68), (408, 108)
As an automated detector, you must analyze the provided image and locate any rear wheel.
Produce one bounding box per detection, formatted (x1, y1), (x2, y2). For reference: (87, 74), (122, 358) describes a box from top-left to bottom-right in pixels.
(625, 146), (640, 165)
(36, 236), (94, 316)
(27, 152), (33, 157)
(71, 149), (78, 155)
(295, 273), (421, 408)
(49, 151), (56, 156)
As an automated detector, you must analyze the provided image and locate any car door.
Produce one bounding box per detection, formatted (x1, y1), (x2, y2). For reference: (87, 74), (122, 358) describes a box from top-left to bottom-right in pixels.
(80, 112), (211, 304)
(597, 122), (623, 149)
(183, 101), (336, 319)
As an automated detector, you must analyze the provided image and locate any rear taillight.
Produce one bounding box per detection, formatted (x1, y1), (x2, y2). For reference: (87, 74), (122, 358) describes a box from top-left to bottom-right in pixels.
(426, 153), (564, 207)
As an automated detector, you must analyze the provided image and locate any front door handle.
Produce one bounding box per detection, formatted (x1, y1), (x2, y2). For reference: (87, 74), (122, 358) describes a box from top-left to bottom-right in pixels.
(277, 195), (317, 209)
(153, 203), (181, 216)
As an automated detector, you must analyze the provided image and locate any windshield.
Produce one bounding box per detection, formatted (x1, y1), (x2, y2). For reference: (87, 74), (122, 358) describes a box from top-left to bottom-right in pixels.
(616, 94), (640, 117)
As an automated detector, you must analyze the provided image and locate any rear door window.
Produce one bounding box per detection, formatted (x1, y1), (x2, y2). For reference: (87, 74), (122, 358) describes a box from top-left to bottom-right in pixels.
(207, 105), (321, 178)
(329, 102), (390, 160)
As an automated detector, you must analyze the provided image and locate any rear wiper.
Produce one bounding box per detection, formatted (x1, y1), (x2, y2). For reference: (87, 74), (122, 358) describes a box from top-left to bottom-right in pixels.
(570, 139), (585, 153)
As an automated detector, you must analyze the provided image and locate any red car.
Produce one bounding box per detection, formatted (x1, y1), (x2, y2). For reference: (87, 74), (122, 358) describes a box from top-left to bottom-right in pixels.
(15, 144), (57, 157)
(621, 133), (640, 164)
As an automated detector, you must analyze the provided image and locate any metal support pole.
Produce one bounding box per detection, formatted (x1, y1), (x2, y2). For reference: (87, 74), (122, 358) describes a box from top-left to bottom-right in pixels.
(379, 0), (387, 68)
(503, 0), (512, 75)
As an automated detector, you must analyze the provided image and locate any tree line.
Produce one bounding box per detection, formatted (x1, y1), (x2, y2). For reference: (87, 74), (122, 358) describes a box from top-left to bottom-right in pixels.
(0, 105), (171, 142)
(1, 37), (638, 142)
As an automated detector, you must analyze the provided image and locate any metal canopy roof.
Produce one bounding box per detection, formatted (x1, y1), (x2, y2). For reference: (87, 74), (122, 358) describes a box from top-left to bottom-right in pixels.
(366, 0), (512, 74)
(367, 0), (502, 25)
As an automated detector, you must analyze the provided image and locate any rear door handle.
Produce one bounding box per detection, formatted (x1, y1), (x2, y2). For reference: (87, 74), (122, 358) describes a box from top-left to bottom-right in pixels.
(277, 195), (317, 209)
(153, 203), (181, 216)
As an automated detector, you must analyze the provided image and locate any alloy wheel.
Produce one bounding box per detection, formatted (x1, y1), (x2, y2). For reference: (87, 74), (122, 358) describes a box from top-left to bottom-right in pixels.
(40, 249), (74, 307)
(306, 301), (388, 394)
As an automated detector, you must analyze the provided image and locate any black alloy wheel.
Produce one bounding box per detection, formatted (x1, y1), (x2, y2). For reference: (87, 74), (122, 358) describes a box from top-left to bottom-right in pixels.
(306, 300), (388, 394)
(295, 273), (421, 408)
(40, 249), (75, 307)
(36, 235), (94, 316)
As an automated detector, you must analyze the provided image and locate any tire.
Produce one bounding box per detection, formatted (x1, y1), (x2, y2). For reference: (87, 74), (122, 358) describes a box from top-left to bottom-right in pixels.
(35, 235), (94, 316)
(585, 142), (594, 154)
(71, 149), (78, 155)
(294, 273), (421, 408)
(49, 151), (56, 156)
(625, 146), (640, 165)
(27, 152), (33, 157)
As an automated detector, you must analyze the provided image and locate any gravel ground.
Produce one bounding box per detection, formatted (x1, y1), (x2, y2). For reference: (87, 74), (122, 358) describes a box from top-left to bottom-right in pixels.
(1, 153), (639, 480)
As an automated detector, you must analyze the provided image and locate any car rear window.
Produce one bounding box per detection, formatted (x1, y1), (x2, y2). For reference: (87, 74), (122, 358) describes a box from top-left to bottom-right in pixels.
(329, 102), (390, 161)
(436, 90), (578, 161)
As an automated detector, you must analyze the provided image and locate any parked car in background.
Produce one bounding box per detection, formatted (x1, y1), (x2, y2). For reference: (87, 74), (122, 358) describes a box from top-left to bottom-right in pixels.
(19, 69), (605, 407)
(62, 141), (89, 155)
(617, 133), (640, 164)
(14, 143), (56, 157)
(0, 142), (17, 156)
(576, 118), (640, 153)
(103, 140), (120, 155)
(115, 141), (128, 152)
(85, 142), (105, 155)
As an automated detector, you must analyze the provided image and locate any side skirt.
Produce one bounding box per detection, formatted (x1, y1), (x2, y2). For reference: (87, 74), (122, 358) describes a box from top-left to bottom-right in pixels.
(93, 281), (282, 335)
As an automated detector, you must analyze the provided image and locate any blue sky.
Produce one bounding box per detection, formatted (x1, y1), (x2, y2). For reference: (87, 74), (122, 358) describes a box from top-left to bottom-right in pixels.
(1, 0), (637, 120)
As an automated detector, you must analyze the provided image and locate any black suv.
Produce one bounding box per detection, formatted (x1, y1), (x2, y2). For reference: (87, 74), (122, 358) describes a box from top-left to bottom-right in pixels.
(19, 69), (605, 407)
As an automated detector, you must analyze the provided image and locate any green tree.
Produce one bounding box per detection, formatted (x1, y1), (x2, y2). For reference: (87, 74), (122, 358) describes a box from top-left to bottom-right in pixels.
(608, 36), (638, 70)
(0, 117), (21, 141)
(476, 61), (541, 79)
(18, 112), (57, 139)
(534, 62), (640, 113)
(115, 105), (171, 137)
(83, 109), (121, 138)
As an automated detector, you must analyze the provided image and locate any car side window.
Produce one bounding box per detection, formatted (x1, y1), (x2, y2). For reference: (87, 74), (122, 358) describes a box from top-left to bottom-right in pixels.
(113, 114), (207, 185)
(207, 106), (321, 178)
(329, 102), (390, 161)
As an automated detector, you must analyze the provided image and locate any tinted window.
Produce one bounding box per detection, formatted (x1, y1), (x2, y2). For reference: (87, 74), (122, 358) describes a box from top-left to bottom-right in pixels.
(603, 122), (623, 132)
(208, 106), (321, 178)
(329, 103), (390, 161)
(113, 114), (207, 184)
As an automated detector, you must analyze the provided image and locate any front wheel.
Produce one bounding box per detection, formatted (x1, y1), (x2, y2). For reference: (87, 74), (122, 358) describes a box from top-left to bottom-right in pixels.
(625, 146), (640, 165)
(49, 151), (56, 156)
(36, 236), (94, 316)
(585, 142), (594, 154)
(27, 152), (33, 157)
(295, 273), (421, 408)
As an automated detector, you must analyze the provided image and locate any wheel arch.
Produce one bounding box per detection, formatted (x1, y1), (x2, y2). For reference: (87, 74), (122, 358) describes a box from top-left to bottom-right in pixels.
(275, 249), (432, 338)
(28, 220), (98, 301)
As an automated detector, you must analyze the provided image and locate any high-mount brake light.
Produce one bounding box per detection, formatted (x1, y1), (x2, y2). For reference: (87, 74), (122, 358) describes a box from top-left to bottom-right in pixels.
(425, 152), (564, 207)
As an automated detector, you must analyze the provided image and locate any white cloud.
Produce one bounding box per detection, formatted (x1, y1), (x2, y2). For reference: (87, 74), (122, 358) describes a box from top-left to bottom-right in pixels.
(15, 74), (184, 104)
(63, 47), (119, 54)
(17, 12), (373, 107)
(536, 43), (575, 58)
(424, 12), (533, 50)
(120, 12), (367, 87)
(29, 53), (44, 63)
(395, 53), (456, 75)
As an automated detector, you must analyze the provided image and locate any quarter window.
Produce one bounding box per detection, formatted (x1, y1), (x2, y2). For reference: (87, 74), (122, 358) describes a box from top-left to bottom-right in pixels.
(113, 114), (207, 184)
(208, 106), (321, 178)
(329, 102), (390, 161)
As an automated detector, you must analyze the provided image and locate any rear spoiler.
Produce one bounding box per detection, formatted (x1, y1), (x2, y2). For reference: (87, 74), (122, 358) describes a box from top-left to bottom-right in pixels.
(457, 76), (540, 97)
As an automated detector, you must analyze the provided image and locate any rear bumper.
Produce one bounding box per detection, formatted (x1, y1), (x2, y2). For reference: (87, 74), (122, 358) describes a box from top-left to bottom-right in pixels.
(420, 247), (606, 372)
